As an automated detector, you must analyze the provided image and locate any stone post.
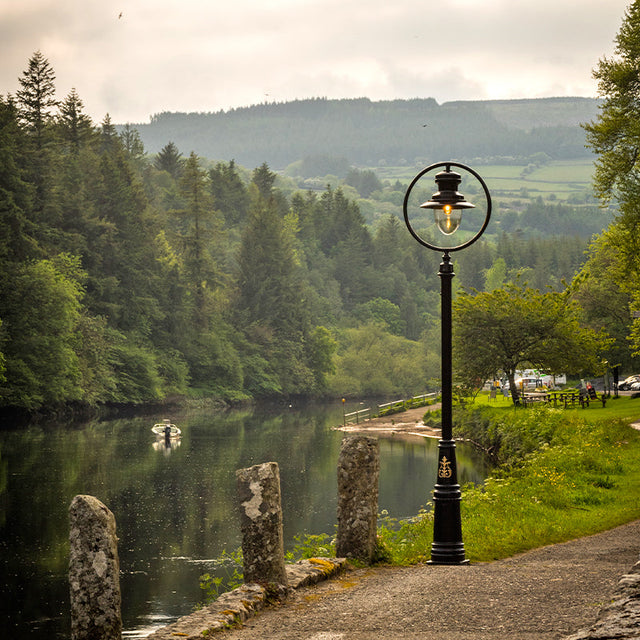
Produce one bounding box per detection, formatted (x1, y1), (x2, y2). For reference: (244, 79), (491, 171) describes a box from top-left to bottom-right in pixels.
(69, 495), (121, 640)
(336, 435), (380, 563)
(236, 462), (288, 587)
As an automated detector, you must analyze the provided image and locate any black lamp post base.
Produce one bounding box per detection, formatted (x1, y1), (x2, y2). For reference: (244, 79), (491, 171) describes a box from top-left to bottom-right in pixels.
(428, 542), (470, 565)
(429, 439), (468, 565)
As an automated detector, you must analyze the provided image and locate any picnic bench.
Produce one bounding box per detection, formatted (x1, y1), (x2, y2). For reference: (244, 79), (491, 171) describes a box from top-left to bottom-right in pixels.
(522, 389), (607, 409)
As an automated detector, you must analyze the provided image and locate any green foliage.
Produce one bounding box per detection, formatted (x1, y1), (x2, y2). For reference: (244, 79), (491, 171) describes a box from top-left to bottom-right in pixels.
(137, 97), (597, 170)
(379, 404), (640, 564)
(376, 507), (434, 565)
(453, 282), (609, 402)
(0, 51), (634, 412)
(199, 548), (244, 604)
(453, 404), (564, 466)
(108, 339), (164, 403)
(327, 322), (433, 397)
(154, 142), (184, 179)
(578, 3), (640, 371)
(0, 257), (84, 408)
(345, 168), (383, 198)
(284, 532), (335, 561)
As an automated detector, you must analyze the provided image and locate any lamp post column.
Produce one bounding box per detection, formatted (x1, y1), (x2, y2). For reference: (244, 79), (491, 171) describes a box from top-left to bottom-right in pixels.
(429, 251), (467, 565)
(403, 161), (491, 566)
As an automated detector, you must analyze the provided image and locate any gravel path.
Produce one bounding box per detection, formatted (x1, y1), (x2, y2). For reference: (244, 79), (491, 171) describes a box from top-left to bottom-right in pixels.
(221, 520), (640, 640)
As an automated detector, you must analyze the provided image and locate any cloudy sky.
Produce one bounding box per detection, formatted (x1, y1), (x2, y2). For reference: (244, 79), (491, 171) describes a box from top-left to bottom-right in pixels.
(0, 0), (633, 124)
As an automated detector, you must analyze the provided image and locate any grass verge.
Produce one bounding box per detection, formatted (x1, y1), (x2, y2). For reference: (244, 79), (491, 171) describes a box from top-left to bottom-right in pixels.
(376, 399), (640, 564)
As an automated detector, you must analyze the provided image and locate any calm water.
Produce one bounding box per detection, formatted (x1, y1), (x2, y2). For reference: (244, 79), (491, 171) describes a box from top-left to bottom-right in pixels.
(0, 401), (489, 638)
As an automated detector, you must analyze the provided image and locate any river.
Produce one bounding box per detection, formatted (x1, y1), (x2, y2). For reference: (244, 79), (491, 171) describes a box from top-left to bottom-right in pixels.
(0, 400), (489, 638)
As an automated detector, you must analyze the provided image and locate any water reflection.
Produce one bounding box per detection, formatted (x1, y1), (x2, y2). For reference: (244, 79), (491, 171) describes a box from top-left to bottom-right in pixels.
(0, 402), (489, 639)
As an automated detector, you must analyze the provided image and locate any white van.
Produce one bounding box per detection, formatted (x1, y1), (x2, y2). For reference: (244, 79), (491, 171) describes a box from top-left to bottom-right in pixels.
(515, 377), (543, 390)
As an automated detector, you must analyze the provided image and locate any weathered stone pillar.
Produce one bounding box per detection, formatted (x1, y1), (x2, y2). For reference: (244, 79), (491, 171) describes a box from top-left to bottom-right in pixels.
(69, 495), (122, 640)
(236, 462), (288, 587)
(336, 435), (380, 563)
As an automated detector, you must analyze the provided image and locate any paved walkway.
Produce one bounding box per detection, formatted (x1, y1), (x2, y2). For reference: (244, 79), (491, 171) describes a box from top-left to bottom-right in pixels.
(220, 520), (640, 640)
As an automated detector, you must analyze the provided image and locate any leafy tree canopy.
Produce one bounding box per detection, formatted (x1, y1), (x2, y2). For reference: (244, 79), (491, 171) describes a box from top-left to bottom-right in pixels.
(453, 282), (609, 403)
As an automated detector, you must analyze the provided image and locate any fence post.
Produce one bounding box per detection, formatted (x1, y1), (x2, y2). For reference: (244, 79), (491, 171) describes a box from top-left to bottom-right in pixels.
(336, 436), (380, 563)
(69, 495), (121, 640)
(236, 462), (288, 589)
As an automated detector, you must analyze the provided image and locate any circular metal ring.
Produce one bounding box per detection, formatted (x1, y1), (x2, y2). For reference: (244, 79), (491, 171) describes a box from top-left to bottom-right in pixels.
(403, 161), (492, 252)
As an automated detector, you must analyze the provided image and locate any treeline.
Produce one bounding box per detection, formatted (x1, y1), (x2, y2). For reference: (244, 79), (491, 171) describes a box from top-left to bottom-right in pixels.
(132, 96), (599, 170)
(0, 53), (597, 412)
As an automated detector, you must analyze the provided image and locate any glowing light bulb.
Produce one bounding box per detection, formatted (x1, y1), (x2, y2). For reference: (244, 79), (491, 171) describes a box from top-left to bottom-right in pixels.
(434, 204), (462, 235)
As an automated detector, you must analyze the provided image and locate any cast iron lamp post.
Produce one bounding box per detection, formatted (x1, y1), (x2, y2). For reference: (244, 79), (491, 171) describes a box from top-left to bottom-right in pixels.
(403, 162), (492, 565)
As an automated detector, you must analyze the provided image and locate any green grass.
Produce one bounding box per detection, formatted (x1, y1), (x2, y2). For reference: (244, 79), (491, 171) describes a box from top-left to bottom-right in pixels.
(267, 394), (640, 568)
(376, 159), (595, 202)
(375, 398), (640, 564)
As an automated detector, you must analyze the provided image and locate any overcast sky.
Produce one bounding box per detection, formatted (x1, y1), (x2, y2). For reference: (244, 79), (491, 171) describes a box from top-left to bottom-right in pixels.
(0, 0), (633, 124)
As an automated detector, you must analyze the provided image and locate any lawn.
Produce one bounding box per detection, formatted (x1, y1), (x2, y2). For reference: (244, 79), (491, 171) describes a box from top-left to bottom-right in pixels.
(375, 395), (640, 564)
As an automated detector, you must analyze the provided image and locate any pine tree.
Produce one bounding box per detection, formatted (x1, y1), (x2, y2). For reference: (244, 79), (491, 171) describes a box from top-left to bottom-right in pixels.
(236, 195), (314, 394)
(0, 96), (38, 264)
(209, 159), (249, 225)
(16, 51), (57, 149)
(154, 142), (184, 179)
(251, 162), (276, 200)
(175, 152), (222, 325)
(15, 51), (58, 220)
(57, 89), (94, 154)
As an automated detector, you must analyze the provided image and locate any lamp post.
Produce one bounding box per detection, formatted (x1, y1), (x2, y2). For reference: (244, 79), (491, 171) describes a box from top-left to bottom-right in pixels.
(403, 162), (492, 565)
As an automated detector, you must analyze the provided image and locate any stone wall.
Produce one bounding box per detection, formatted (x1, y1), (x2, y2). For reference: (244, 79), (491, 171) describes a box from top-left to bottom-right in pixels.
(563, 558), (640, 640)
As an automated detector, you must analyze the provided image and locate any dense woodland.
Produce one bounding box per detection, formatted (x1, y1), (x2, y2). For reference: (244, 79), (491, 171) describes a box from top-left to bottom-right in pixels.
(0, 52), (634, 413)
(133, 96), (600, 170)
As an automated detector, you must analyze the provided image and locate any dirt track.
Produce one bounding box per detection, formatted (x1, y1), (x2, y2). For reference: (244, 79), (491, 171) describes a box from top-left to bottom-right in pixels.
(218, 406), (640, 639)
(335, 405), (441, 440)
(221, 520), (640, 640)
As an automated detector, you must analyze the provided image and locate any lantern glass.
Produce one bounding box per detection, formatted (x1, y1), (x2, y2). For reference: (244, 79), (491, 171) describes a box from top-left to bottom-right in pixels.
(434, 204), (462, 235)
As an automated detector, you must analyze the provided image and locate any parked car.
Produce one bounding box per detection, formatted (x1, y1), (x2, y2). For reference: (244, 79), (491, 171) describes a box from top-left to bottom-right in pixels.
(618, 375), (640, 390)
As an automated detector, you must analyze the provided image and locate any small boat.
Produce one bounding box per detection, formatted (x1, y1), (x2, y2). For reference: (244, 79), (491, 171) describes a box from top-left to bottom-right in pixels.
(151, 419), (181, 438)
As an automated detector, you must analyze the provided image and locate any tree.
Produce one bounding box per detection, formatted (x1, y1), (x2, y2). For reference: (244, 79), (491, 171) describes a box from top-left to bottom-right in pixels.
(57, 89), (94, 153)
(154, 141), (184, 179)
(119, 124), (145, 164)
(453, 283), (608, 403)
(16, 51), (57, 149)
(209, 160), (249, 225)
(0, 96), (38, 264)
(16, 51), (58, 219)
(0, 256), (84, 408)
(345, 168), (382, 198)
(583, 2), (640, 204)
(251, 162), (276, 199)
(174, 152), (222, 325)
(581, 2), (640, 367)
(572, 227), (638, 373)
(236, 192), (315, 395)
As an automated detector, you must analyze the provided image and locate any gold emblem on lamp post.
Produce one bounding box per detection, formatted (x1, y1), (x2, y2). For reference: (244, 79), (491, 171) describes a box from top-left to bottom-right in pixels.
(438, 456), (452, 479)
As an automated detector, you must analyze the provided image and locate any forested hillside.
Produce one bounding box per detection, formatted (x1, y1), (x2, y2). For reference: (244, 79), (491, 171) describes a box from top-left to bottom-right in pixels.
(131, 96), (600, 170)
(0, 53), (627, 414)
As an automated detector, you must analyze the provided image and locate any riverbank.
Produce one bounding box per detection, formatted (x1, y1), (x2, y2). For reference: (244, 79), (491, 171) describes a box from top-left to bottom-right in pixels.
(334, 404), (441, 440)
(218, 519), (640, 640)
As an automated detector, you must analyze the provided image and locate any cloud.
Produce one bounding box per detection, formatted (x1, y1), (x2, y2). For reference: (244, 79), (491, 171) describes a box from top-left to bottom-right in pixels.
(0, 0), (631, 123)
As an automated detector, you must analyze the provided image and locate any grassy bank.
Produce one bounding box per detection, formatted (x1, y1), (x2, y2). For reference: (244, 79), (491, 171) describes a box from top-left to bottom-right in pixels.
(376, 397), (640, 564)
(202, 396), (640, 602)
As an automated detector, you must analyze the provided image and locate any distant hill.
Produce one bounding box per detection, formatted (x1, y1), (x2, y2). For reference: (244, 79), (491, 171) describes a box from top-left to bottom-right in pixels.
(127, 96), (600, 170)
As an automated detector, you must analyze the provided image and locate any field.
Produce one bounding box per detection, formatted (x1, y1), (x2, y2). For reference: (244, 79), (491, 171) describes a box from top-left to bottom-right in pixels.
(376, 158), (596, 203)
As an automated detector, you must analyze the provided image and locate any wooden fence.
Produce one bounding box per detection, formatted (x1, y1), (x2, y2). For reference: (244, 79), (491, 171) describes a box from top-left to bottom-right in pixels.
(342, 393), (438, 426)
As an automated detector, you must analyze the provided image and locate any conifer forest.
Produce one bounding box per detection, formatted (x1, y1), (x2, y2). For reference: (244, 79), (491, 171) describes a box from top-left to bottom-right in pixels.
(0, 51), (634, 413)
